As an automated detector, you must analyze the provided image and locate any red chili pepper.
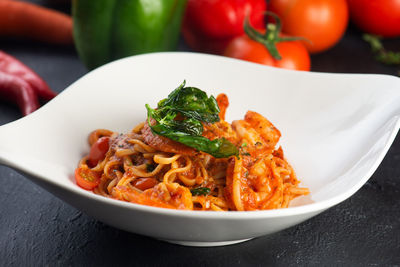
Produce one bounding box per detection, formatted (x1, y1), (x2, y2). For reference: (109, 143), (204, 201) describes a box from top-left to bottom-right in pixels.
(0, 51), (56, 100)
(0, 71), (39, 116)
(0, 50), (57, 116)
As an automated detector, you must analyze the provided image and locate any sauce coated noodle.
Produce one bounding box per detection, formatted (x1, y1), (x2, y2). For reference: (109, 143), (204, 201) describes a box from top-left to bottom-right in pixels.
(75, 94), (309, 210)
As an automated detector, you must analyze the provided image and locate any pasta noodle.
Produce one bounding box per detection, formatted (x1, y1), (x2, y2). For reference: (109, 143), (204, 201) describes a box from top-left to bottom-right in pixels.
(75, 94), (309, 211)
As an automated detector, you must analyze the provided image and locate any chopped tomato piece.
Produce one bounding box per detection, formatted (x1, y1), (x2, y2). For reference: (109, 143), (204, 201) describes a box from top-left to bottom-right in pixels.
(132, 178), (158, 191)
(216, 93), (229, 120)
(75, 167), (101, 190)
(87, 136), (110, 167)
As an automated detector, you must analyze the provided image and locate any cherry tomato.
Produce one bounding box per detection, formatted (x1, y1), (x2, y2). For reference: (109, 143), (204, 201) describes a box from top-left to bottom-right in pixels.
(224, 35), (310, 71)
(347, 0), (400, 37)
(269, 0), (349, 53)
(87, 136), (110, 168)
(182, 0), (267, 54)
(75, 167), (101, 190)
(132, 178), (158, 191)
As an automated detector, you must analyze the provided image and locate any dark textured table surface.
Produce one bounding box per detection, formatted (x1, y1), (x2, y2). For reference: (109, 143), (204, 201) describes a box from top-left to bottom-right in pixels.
(1, 1), (400, 266)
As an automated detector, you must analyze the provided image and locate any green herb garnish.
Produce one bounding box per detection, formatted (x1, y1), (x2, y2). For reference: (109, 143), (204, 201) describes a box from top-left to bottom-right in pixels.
(190, 187), (211, 196)
(145, 81), (239, 158)
(146, 163), (156, 172)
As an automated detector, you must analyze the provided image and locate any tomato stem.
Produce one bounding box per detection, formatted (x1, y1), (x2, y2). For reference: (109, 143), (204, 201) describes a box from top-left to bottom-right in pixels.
(244, 12), (304, 60)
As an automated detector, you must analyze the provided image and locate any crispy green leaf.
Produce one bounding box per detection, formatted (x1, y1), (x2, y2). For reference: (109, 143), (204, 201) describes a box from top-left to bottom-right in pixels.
(145, 81), (239, 158)
(158, 81), (220, 123)
(147, 119), (238, 158)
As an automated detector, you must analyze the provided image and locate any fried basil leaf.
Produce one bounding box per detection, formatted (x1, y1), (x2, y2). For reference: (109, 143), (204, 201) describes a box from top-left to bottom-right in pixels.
(158, 81), (220, 123)
(145, 81), (238, 158)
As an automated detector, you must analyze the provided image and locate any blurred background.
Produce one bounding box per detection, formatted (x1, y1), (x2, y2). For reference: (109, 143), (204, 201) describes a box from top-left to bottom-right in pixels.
(1, 0), (400, 120)
(0, 0), (399, 265)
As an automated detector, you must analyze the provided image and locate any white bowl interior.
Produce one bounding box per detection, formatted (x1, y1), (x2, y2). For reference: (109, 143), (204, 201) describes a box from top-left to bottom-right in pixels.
(1, 52), (400, 210)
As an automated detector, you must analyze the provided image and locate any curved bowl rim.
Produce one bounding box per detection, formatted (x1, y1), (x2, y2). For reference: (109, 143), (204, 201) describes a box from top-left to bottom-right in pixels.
(2, 52), (400, 221)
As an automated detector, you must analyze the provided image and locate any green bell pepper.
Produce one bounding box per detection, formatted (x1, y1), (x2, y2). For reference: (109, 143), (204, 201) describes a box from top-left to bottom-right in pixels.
(72, 0), (187, 70)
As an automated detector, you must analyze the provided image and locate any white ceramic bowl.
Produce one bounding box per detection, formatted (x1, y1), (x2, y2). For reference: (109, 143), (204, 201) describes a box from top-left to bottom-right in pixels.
(0, 52), (399, 246)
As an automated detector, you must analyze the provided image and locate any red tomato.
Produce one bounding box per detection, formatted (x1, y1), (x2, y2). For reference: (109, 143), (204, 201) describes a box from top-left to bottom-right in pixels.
(224, 34), (311, 71)
(347, 0), (400, 37)
(132, 178), (158, 191)
(269, 0), (349, 53)
(182, 0), (267, 54)
(87, 136), (110, 168)
(75, 167), (101, 190)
